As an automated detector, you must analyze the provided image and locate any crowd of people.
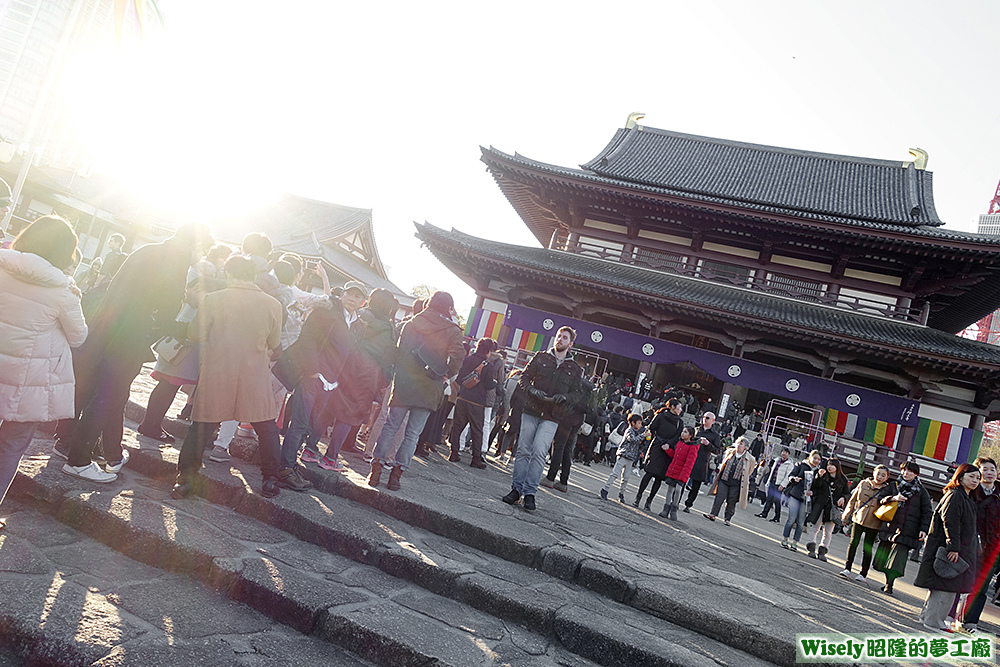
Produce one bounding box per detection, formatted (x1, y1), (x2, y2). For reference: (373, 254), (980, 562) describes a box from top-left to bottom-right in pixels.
(0, 189), (999, 636)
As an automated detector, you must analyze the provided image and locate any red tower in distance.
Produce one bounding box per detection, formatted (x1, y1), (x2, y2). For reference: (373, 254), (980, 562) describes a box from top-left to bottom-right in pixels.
(990, 178), (1000, 215)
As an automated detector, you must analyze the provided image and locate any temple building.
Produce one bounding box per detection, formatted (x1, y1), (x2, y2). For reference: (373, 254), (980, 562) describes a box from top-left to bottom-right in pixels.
(417, 120), (1000, 475)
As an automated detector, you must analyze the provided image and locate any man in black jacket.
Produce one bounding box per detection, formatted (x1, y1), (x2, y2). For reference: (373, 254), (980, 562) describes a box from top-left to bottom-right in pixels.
(448, 337), (501, 469)
(62, 225), (212, 482)
(682, 412), (721, 513)
(501, 326), (583, 512)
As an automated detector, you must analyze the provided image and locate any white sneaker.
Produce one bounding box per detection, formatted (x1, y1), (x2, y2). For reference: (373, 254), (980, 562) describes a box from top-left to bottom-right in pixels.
(105, 449), (130, 473)
(854, 574), (867, 583)
(62, 462), (117, 483)
(839, 569), (852, 579)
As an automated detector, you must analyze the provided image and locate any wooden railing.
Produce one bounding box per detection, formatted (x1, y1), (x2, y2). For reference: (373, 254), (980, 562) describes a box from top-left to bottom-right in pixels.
(831, 436), (952, 496)
(554, 233), (926, 324)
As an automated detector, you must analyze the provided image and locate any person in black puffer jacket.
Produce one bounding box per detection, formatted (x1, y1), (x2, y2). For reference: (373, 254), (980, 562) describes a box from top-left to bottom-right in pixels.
(873, 460), (932, 595)
(633, 399), (683, 510)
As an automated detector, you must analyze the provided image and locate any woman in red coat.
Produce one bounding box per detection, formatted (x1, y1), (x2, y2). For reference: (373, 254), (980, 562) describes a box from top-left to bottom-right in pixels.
(658, 426), (699, 520)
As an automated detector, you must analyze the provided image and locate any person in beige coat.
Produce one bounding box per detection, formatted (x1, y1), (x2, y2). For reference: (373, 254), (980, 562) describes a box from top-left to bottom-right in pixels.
(0, 216), (88, 525)
(704, 436), (756, 526)
(172, 255), (284, 500)
(839, 464), (893, 583)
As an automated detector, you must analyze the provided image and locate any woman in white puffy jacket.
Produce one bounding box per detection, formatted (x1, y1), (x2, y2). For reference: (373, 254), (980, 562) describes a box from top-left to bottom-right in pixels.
(0, 216), (87, 528)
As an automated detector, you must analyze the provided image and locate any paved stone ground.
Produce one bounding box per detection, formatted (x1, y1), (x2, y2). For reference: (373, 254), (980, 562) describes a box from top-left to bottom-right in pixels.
(0, 365), (995, 666)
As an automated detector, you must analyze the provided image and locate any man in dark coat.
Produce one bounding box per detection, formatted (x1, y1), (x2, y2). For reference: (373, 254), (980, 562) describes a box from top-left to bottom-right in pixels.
(448, 337), (500, 469)
(501, 326), (584, 512)
(369, 291), (464, 491)
(62, 224), (212, 480)
(750, 433), (765, 461)
(682, 412), (721, 513)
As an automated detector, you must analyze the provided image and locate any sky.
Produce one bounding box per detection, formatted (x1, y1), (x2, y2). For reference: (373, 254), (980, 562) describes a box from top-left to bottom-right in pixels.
(68, 1), (1000, 318)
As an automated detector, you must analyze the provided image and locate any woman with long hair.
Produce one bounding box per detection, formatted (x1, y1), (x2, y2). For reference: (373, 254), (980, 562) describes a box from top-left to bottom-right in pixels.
(914, 462), (980, 631)
(780, 449), (822, 552)
(805, 458), (849, 561)
(1, 216), (89, 516)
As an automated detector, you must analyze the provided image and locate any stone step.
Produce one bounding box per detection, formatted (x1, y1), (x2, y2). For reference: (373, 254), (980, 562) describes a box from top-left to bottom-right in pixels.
(0, 497), (374, 667)
(128, 400), (817, 666)
(17, 428), (779, 667)
(11, 450), (606, 667)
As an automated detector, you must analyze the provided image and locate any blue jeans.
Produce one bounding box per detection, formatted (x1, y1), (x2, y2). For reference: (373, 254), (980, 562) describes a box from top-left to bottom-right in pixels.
(281, 389), (319, 468)
(324, 420), (356, 461)
(783, 495), (809, 541)
(511, 413), (558, 497)
(373, 406), (431, 471)
(0, 420), (39, 508)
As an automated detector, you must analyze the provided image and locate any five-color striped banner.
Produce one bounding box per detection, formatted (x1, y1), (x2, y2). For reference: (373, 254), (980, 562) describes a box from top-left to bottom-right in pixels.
(824, 408), (983, 463)
(510, 329), (550, 352)
(464, 307), (505, 340)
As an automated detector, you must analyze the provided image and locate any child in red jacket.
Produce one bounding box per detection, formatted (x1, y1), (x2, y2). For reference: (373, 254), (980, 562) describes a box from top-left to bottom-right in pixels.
(659, 427), (699, 520)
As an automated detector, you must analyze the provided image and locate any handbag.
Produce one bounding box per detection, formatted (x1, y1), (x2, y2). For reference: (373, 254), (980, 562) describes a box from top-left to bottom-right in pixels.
(579, 421), (593, 436)
(609, 422), (627, 446)
(152, 336), (191, 366)
(830, 504), (844, 528)
(933, 546), (970, 579)
(874, 500), (899, 522)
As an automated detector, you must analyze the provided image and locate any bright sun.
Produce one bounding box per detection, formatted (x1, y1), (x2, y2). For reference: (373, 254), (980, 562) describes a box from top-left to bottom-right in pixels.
(60, 37), (287, 220)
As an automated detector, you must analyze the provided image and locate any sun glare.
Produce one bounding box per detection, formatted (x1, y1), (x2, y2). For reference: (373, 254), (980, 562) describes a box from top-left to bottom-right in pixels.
(60, 38), (286, 219)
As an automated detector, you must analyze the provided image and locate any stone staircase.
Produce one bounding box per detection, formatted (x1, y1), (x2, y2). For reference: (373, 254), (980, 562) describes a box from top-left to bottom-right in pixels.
(3, 407), (788, 667)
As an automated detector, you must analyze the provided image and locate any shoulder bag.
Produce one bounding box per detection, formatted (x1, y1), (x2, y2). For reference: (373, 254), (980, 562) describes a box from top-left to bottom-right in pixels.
(460, 360), (488, 389)
(412, 333), (449, 380)
(874, 499), (899, 522)
(609, 422), (627, 446)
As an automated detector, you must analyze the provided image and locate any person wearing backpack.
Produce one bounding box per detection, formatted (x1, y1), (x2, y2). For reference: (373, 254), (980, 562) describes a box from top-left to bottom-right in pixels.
(448, 337), (500, 470)
(369, 291), (464, 490)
